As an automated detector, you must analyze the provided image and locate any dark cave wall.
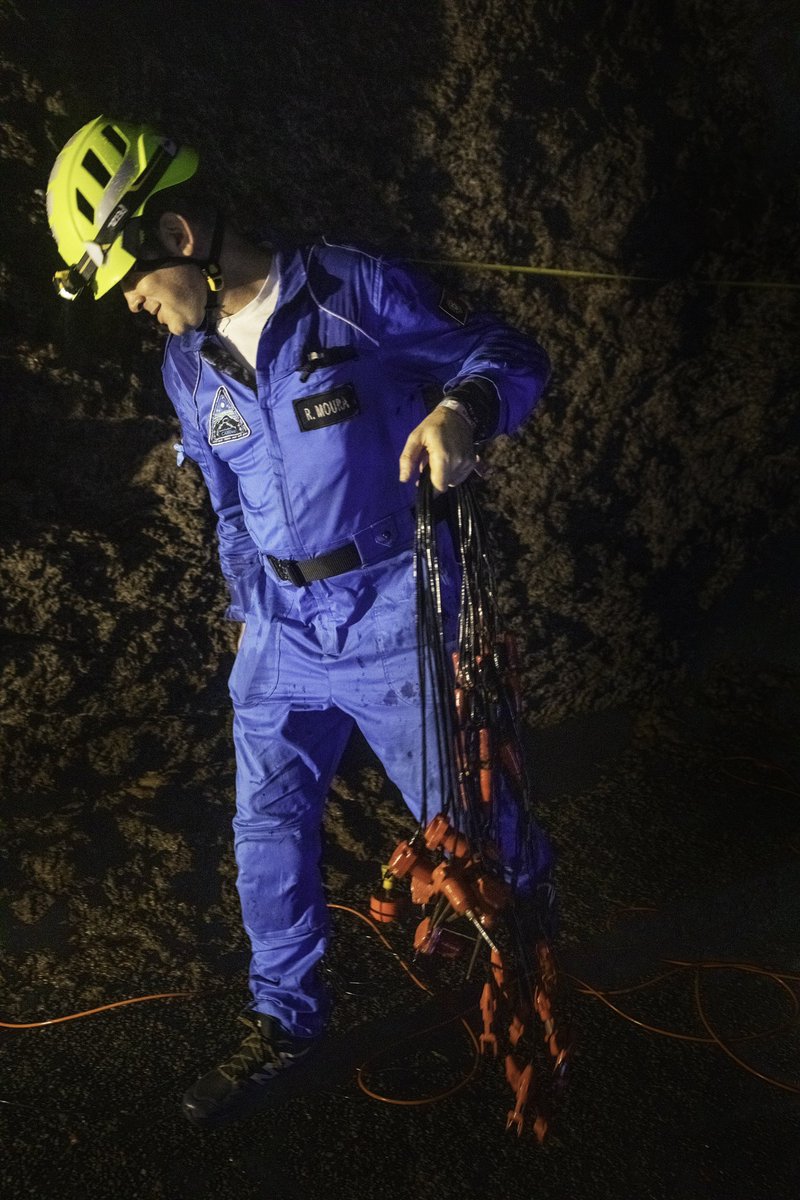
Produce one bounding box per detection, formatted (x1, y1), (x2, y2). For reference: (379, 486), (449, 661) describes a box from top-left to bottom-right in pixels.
(1, 0), (798, 789)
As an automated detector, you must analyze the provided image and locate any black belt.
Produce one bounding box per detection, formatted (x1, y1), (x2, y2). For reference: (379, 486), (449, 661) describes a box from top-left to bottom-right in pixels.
(266, 542), (363, 586)
(265, 499), (449, 587)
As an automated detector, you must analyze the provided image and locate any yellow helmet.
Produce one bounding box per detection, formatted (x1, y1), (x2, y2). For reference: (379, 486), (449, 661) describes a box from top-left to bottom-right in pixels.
(47, 116), (199, 300)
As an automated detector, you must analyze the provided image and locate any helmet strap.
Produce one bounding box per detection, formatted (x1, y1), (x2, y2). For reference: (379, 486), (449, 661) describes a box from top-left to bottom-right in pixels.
(128, 208), (226, 329)
(200, 209), (225, 324)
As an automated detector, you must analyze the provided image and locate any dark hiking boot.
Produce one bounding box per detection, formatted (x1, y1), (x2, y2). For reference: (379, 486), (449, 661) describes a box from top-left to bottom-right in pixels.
(182, 1012), (319, 1127)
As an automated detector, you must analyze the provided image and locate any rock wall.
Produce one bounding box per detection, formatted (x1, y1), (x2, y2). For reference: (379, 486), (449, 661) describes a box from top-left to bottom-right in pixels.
(1, 0), (798, 803)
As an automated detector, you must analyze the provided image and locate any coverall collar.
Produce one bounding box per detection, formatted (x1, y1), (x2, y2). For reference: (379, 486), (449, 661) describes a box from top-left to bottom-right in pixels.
(175, 240), (307, 354)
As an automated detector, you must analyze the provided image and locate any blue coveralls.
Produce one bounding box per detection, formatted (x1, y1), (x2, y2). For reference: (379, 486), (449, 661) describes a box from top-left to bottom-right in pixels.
(163, 239), (553, 1037)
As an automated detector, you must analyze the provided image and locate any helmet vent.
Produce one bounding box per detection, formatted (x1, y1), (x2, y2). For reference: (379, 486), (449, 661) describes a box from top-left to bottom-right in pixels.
(75, 189), (94, 223)
(82, 149), (112, 187)
(102, 125), (127, 157)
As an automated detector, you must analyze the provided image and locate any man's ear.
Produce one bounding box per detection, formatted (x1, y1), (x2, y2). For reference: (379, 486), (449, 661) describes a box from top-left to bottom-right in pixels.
(158, 211), (195, 257)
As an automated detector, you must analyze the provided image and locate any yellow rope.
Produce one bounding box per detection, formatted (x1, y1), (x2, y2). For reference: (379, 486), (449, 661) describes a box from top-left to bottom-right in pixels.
(411, 257), (800, 291)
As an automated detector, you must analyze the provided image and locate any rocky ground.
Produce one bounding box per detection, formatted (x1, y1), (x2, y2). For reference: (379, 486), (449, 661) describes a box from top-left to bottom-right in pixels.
(1, 1), (799, 1197)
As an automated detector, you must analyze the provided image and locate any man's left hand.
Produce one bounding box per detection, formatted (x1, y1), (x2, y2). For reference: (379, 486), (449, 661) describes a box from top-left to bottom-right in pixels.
(399, 406), (480, 493)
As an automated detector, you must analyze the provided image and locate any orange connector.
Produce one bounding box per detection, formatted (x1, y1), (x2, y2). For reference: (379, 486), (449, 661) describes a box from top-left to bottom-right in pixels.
(386, 839), (436, 904)
(479, 727), (493, 803)
(423, 813), (471, 860)
(368, 894), (405, 924)
(504, 1055), (533, 1135)
(479, 980), (498, 1057)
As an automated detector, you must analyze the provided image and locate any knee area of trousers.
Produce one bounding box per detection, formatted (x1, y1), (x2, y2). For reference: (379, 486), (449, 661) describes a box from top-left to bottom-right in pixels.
(233, 813), (320, 843)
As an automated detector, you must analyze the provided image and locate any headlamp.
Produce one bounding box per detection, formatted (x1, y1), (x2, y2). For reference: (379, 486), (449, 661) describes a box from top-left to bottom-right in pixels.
(53, 264), (92, 301)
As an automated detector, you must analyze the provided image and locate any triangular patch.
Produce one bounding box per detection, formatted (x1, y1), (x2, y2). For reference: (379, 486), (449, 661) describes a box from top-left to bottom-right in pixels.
(208, 386), (251, 445)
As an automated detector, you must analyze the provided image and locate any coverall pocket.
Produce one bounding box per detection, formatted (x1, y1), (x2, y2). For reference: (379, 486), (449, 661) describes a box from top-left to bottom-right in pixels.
(228, 619), (282, 706)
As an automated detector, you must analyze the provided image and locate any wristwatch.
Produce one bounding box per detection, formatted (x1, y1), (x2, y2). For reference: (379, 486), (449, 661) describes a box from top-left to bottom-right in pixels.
(436, 378), (500, 441)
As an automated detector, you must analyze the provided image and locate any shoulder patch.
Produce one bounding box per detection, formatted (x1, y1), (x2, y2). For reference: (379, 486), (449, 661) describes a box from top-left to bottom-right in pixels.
(439, 289), (470, 325)
(208, 386), (251, 445)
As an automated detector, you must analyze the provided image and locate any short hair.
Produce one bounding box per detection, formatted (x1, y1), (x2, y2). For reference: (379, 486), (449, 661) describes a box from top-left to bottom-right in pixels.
(139, 174), (219, 255)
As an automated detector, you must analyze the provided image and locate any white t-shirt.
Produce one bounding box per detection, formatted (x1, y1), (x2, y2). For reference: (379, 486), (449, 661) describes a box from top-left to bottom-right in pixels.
(215, 257), (280, 372)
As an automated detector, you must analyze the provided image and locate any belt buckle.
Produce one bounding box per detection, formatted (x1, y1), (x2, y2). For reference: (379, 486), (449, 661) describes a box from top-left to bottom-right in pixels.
(267, 555), (306, 586)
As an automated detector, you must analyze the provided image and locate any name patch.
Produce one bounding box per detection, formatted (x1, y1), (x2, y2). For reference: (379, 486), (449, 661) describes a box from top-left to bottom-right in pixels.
(294, 384), (359, 432)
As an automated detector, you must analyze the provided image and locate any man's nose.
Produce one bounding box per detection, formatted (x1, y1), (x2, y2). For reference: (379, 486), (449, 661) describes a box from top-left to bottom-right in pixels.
(121, 285), (144, 313)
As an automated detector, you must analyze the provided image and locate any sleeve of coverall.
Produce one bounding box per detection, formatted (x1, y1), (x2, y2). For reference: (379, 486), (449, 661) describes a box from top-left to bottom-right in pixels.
(372, 258), (550, 437)
(162, 356), (261, 623)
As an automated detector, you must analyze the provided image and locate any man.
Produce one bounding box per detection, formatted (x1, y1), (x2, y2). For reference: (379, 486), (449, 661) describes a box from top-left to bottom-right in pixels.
(47, 116), (553, 1125)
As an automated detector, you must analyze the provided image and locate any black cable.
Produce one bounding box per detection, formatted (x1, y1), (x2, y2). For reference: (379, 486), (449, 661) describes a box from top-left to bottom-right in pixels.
(413, 472), (554, 1015)
(414, 472), (460, 834)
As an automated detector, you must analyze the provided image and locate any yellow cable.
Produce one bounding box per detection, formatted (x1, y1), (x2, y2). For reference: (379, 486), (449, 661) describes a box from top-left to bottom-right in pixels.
(411, 257), (800, 291)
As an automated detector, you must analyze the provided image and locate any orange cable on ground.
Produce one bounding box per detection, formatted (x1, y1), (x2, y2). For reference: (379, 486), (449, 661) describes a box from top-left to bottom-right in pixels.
(3, 907), (798, 1102)
(355, 1007), (482, 1107)
(328, 902), (483, 1105)
(717, 755), (800, 799)
(568, 958), (800, 1092)
(327, 902), (431, 994)
(0, 992), (191, 1029)
(566, 972), (712, 1043)
(692, 969), (800, 1095)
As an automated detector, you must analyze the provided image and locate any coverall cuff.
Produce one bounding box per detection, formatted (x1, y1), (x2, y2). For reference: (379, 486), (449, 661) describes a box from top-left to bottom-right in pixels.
(444, 378), (501, 441)
(223, 559), (263, 624)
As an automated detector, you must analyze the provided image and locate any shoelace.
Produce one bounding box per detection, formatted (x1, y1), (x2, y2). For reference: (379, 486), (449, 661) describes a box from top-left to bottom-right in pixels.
(218, 1016), (282, 1082)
